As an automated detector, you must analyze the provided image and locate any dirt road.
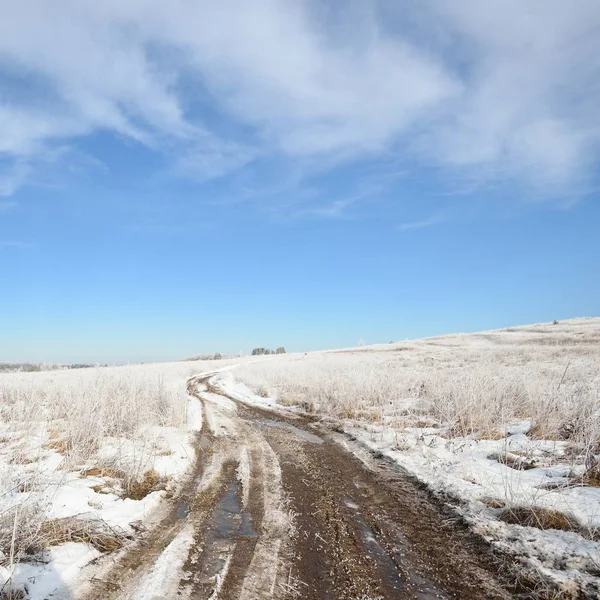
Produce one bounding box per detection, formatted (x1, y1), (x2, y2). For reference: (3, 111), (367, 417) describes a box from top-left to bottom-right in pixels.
(85, 374), (525, 600)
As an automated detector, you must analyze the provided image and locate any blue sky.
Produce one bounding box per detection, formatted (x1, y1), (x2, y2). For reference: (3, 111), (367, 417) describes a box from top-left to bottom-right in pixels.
(1, 0), (599, 363)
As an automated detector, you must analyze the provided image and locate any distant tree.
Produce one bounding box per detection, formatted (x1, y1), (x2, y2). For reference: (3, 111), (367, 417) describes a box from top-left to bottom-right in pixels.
(213, 352), (222, 360)
(252, 347), (286, 356)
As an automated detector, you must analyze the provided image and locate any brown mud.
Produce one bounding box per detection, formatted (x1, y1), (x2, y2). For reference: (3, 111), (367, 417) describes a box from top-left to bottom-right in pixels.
(82, 375), (538, 600)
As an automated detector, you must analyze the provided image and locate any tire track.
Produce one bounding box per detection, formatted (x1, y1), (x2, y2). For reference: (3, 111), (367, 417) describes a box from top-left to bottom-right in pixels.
(212, 379), (528, 600)
(83, 373), (526, 600)
(82, 375), (278, 600)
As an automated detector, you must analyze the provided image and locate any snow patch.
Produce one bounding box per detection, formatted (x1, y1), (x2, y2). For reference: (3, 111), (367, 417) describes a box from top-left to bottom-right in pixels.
(130, 525), (196, 600)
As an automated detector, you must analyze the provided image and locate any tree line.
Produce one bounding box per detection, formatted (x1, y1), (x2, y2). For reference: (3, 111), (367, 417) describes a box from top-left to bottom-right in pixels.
(251, 347), (286, 356)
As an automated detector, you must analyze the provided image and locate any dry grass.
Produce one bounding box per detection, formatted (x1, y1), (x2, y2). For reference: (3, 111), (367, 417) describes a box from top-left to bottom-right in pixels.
(582, 459), (600, 487)
(124, 469), (166, 500)
(499, 506), (583, 535)
(39, 517), (129, 552)
(481, 496), (506, 509)
(83, 466), (127, 479)
(1, 370), (187, 465)
(487, 451), (538, 471)
(0, 358), (246, 574)
(0, 588), (26, 600)
(233, 319), (600, 450)
(233, 320), (600, 558)
(255, 385), (270, 398)
(276, 394), (298, 407)
(0, 510), (129, 599)
(43, 436), (74, 454)
(82, 464), (167, 499)
(0, 507), (127, 558)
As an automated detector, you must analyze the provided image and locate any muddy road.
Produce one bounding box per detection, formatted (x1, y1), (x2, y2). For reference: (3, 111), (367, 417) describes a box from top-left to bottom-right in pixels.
(86, 374), (524, 600)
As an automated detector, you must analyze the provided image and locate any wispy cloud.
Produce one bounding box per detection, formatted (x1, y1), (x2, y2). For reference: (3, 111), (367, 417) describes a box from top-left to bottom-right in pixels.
(293, 198), (356, 220)
(398, 214), (444, 232)
(0, 0), (598, 201)
(290, 185), (385, 220)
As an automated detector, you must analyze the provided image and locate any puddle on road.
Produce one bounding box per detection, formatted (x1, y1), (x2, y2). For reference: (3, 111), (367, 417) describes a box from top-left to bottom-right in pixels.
(210, 478), (258, 539)
(195, 477), (258, 590)
(176, 501), (190, 519)
(257, 418), (323, 444)
(213, 480), (244, 538)
(343, 496), (447, 600)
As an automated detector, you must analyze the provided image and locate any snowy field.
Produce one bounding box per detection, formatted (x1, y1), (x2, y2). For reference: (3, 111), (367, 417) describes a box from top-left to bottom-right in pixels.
(1, 318), (599, 598)
(0, 358), (246, 598)
(227, 318), (600, 596)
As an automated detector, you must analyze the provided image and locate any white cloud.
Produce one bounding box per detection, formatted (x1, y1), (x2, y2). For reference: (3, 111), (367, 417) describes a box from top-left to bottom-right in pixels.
(293, 198), (357, 220)
(0, 0), (598, 198)
(418, 0), (600, 194)
(398, 214), (444, 232)
(289, 184), (387, 220)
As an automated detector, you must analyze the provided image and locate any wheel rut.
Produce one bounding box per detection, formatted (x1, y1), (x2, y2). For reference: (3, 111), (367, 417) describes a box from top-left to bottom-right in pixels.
(83, 374), (532, 600)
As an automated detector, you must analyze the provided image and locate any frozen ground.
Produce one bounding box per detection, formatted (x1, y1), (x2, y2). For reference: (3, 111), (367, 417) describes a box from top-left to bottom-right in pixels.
(0, 358), (247, 598)
(228, 318), (600, 596)
(1, 318), (599, 598)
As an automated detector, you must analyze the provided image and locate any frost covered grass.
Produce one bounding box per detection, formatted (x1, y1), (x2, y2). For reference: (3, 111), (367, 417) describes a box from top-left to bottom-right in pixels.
(0, 358), (240, 597)
(229, 318), (600, 596)
(233, 319), (600, 445)
(0, 366), (186, 489)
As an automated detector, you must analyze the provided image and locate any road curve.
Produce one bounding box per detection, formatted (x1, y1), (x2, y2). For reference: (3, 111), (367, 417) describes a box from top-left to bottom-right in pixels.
(84, 373), (526, 600)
